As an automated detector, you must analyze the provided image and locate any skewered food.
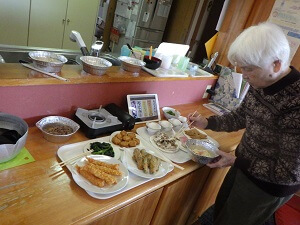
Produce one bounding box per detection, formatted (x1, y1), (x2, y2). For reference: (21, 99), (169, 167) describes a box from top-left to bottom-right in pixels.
(112, 130), (140, 147)
(76, 157), (122, 187)
(184, 128), (207, 139)
(132, 148), (161, 174)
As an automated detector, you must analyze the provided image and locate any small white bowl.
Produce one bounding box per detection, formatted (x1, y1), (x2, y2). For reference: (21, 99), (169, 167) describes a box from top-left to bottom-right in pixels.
(162, 107), (180, 119)
(168, 118), (182, 132)
(178, 116), (187, 123)
(146, 122), (161, 135)
(159, 120), (173, 131)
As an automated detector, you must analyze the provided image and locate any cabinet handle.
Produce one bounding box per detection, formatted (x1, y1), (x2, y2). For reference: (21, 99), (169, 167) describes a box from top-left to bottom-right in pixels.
(67, 19), (70, 24)
(62, 19), (66, 24)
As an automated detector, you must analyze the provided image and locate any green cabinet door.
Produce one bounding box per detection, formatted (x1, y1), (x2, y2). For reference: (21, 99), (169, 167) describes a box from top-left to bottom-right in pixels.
(0, 0), (30, 46)
(62, 0), (100, 50)
(28, 0), (68, 48)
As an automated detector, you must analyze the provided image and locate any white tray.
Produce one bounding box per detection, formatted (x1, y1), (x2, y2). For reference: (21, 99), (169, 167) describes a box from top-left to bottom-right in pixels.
(142, 66), (189, 78)
(136, 127), (191, 164)
(57, 135), (174, 199)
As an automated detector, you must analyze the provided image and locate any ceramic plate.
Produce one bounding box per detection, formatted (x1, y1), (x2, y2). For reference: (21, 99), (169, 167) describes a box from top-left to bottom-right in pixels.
(109, 131), (142, 149)
(83, 141), (121, 160)
(71, 155), (129, 194)
(149, 135), (181, 153)
(123, 148), (173, 179)
(182, 128), (219, 147)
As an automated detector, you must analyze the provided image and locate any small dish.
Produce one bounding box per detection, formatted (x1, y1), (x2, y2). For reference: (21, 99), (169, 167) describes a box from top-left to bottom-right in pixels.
(162, 107), (180, 119)
(168, 118), (182, 132)
(143, 56), (162, 70)
(159, 120), (173, 132)
(109, 130), (142, 149)
(146, 122), (161, 135)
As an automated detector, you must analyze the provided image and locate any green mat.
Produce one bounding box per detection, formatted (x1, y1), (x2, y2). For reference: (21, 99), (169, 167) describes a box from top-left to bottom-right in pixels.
(0, 147), (35, 171)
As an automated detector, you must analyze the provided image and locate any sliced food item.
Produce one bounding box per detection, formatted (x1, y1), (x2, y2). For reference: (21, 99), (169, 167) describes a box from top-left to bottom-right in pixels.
(153, 132), (178, 151)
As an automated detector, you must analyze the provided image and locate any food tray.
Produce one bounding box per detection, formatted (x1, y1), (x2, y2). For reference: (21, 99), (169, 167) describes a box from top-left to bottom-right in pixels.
(57, 135), (174, 199)
(136, 127), (191, 163)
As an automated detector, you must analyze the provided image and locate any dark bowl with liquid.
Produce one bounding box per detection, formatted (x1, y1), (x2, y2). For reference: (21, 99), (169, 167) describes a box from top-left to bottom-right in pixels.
(143, 56), (162, 70)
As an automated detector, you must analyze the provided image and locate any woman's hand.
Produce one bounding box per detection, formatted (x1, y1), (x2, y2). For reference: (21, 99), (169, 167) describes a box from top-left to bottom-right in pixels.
(207, 150), (236, 168)
(188, 112), (208, 129)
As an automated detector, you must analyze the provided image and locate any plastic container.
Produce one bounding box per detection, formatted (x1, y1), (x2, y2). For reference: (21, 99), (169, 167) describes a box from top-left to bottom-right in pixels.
(120, 45), (131, 57)
(177, 56), (190, 71)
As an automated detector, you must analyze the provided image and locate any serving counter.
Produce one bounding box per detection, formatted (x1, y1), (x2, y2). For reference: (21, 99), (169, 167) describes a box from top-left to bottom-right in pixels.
(0, 102), (244, 225)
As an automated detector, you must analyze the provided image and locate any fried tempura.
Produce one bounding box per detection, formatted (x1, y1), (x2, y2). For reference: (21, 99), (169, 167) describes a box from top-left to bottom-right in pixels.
(76, 165), (105, 187)
(185, 128), (207, 139)
(87, 157), (119, 170)
(92, 165), (122, 176)
(82, 163), (117, 185)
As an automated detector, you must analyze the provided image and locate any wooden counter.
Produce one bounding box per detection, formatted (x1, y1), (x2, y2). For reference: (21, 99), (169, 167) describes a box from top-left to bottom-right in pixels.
(0, 102), (244, 225)
(0, 64), (217, 87)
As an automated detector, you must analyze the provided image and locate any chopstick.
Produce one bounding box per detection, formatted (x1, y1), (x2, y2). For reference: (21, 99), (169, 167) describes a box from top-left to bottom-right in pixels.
(51, 151), (91, 168)
(149, 46), (153, 60)
(175, 111), (199, 137)
(21, 63), (69, 81)
(155, 153), (184, 170)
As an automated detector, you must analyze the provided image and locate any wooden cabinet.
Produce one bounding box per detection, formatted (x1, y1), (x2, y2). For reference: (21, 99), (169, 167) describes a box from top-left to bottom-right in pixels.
(0, 0), (30, 46)
(91, 188), (163, 225)
(151, 166), (211, 225)
(187, 167), (231, 224)
(28, 0), (99, 50)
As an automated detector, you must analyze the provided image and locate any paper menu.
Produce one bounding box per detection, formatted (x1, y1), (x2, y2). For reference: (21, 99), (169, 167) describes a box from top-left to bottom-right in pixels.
(232, 72), (243, 98)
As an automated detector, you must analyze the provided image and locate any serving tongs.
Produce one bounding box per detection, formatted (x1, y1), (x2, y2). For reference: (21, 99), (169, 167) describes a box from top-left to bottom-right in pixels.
(19, 60), (69, 81)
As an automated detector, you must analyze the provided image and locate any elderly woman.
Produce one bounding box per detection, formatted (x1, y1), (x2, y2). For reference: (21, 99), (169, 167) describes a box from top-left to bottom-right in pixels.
(189, 22), (300, 225)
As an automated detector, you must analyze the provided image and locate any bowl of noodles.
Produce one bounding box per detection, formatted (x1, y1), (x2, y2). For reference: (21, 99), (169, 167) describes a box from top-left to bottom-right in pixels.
(36, 116), (80, 143)
(186, 139), (219, 164)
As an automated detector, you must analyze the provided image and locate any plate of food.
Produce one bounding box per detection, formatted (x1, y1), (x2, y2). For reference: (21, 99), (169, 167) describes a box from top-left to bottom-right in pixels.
(123, 148), (173, 179)
(183, 128), (219, 147)
(149, 132), (181, 153)
(71, 155), (129, 194)
(83, 141), (121, 160)
(110, 130), (142, 148)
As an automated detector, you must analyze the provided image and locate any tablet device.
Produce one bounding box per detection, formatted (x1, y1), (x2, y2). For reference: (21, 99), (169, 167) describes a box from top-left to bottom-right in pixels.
(127, 94), (160, 123)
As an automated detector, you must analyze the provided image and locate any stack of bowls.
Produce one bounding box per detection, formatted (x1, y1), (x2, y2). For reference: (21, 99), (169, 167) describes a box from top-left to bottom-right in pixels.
(146, 122), (161, 135)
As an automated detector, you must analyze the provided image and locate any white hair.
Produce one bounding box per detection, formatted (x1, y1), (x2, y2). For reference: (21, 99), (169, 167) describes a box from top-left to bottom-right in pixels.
(228, 22), (290, 71)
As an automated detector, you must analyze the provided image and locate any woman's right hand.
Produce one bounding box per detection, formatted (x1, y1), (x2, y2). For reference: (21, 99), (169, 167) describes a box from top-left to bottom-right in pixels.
(188, 112), (208, 129)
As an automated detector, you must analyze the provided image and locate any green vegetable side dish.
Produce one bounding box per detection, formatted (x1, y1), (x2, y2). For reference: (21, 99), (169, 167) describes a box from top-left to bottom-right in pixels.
(166, 110), (175, 116)
(88, 142), (115, 157)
